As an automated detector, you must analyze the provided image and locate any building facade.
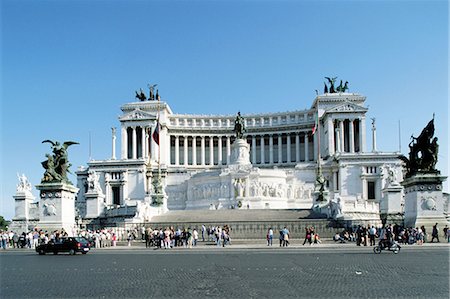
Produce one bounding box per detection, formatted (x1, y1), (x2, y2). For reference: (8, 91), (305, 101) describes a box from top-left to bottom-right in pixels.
(70, 91), (404, 226)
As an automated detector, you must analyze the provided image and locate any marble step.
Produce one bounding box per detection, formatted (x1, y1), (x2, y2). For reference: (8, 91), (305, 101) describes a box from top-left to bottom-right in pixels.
(150, 209), (327, 223)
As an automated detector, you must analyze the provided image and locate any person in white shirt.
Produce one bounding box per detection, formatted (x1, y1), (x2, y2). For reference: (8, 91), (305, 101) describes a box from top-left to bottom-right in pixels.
(193, 229), (199, 246)
(266, 228), (273, 246)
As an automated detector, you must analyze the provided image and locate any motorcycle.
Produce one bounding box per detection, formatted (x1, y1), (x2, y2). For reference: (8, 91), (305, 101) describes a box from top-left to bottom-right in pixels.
(373, 240), (401, 254)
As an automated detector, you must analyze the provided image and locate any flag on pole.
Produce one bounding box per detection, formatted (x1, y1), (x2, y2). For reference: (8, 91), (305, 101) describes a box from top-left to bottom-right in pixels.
(152, 121), (161, 145)
(311, 111), (318, 135)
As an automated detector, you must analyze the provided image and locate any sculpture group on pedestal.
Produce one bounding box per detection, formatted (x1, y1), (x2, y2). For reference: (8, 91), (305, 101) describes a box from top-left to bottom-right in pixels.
(41, 140), (78, 184)
(16, 173), (32, 193)
(135, 83), (160, 101)
(323, 77), (349, 94)
(233, 111), (246, 139)
(400, 117), (439, 177)
(86, 170), (103, 194)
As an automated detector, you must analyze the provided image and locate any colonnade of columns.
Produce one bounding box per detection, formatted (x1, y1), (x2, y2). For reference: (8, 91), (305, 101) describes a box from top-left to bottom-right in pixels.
(120, 125), (154, 160)
(331, 118), (365, 154)
(169, 132), (315, 166)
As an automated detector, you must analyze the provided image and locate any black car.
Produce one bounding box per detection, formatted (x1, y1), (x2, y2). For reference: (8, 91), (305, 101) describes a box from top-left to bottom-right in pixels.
(36, 237), (91, 255)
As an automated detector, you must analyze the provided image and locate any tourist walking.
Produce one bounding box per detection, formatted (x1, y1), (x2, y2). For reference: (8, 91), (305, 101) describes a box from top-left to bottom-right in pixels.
(1, 231), (8, 249)
(127, 231), (133, 247)
(201, 225), (206, 242)
(302, 227), (310, 245)
(431, 223), (440, 243)
(193, 228), (199, 246)
(446, 226), (450, 243)
(186, 228), (193, 248)
(369, 226), (377, 246)
(164, 227), (172, 249)
(443, 225), (448, 241)
(266, 228), (273, 246)
(216, 227), (223, 247)
(281, 227), (290, 247)
(420, 225), (427, 243)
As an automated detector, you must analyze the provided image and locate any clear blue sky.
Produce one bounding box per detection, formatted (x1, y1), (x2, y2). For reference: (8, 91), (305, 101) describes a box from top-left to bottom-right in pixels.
(1, 0), (448, 220)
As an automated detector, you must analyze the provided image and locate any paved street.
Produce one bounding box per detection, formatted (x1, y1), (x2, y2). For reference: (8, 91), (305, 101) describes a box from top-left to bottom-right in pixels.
(0, 245), (448, 299)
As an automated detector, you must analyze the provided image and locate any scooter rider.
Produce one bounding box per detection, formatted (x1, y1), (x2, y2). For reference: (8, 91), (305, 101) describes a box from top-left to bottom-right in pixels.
(385, 224), (394, 249)
(378, 224), (393, 249)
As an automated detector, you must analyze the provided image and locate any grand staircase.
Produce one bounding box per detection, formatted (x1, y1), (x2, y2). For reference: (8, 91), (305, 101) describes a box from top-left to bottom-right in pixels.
(151, 209), (326, 222)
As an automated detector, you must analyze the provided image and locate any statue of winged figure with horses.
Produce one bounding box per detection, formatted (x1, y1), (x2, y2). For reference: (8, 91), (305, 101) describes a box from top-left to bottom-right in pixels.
(324, 77), (349, 94)
(399, 116), (439, 177)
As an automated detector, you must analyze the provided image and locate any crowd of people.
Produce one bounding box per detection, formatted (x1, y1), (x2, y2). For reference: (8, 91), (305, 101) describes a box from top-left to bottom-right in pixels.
(333, 223), (450, 246)
(1, 222), (449, 250)
(0, 228), (70, 250)
(141, 225), (231, 249)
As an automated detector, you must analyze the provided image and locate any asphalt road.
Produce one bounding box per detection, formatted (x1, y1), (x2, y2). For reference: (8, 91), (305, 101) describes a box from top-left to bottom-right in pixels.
(0, 246), (448, 299)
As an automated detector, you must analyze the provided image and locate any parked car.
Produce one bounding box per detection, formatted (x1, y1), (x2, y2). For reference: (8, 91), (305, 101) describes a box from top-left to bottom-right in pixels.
(36, 237), (91, 255)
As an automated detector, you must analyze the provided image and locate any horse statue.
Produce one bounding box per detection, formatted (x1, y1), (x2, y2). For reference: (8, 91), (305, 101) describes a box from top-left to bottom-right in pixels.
(135, 89), (147, 101)
(233, 111), (246, 139)
(336, 80), (349, 93)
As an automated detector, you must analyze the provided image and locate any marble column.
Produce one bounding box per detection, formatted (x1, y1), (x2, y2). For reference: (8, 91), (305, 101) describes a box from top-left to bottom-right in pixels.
(278, 134), (282, 164)
(209, 136), (214, 165)
(360, 117), (367, 152)
(141, 127), (146, 159)
(286, 133), (291, 163)
(183, 135), (188, 166)
(339, 120), (345, 153)
(305, 133), (309, 162)
(335, 127), (341, 153)
(175, 135), (180, 166)
(192, 136), (197, 165)
(218, 136), (223, 165)
(269, 135), (274, 164)
(112, 127), (117, 160)
(144, 127), (149, 159)
(328, 118), (335, 156)
(226, 136), (231, 165)
(260, 135), (265, 164)
(252, 135), (256, 164)
(132, 127), (137, 159)
(121, 126), (127, 159)
(295, 133), (300, 162)
(349, 119), (355, 153)
(333, 171), (338, 192)
(372, 119), (377, 152)
(201, 136), (206, 165)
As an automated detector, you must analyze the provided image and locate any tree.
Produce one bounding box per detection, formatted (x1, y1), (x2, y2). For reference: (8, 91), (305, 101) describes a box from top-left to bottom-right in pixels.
(0, 216), (10, 230)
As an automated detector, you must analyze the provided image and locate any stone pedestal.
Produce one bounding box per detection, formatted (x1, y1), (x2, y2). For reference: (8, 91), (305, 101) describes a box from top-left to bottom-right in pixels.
(402, 173), (448, 231)
(380, 184), (404, 225)
(35, 182), (79, 236)
(13, 191), (36, 221)
(10, 191), (38, 233)
(85, 191), (106, 219)
(230, 139), (251, 165)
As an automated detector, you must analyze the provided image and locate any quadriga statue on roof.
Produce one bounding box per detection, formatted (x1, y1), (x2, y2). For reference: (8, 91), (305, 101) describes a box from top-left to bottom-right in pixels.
(323, 77), (349, 94)
(41, 140), (79, 184)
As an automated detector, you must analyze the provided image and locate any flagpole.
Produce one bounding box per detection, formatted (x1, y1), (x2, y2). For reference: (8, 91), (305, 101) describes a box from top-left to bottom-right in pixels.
(398, 119), (401, 153)
(317, 109), (321, 162)
(157, 97), (161, 169)
(316, 109), (322, 175)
